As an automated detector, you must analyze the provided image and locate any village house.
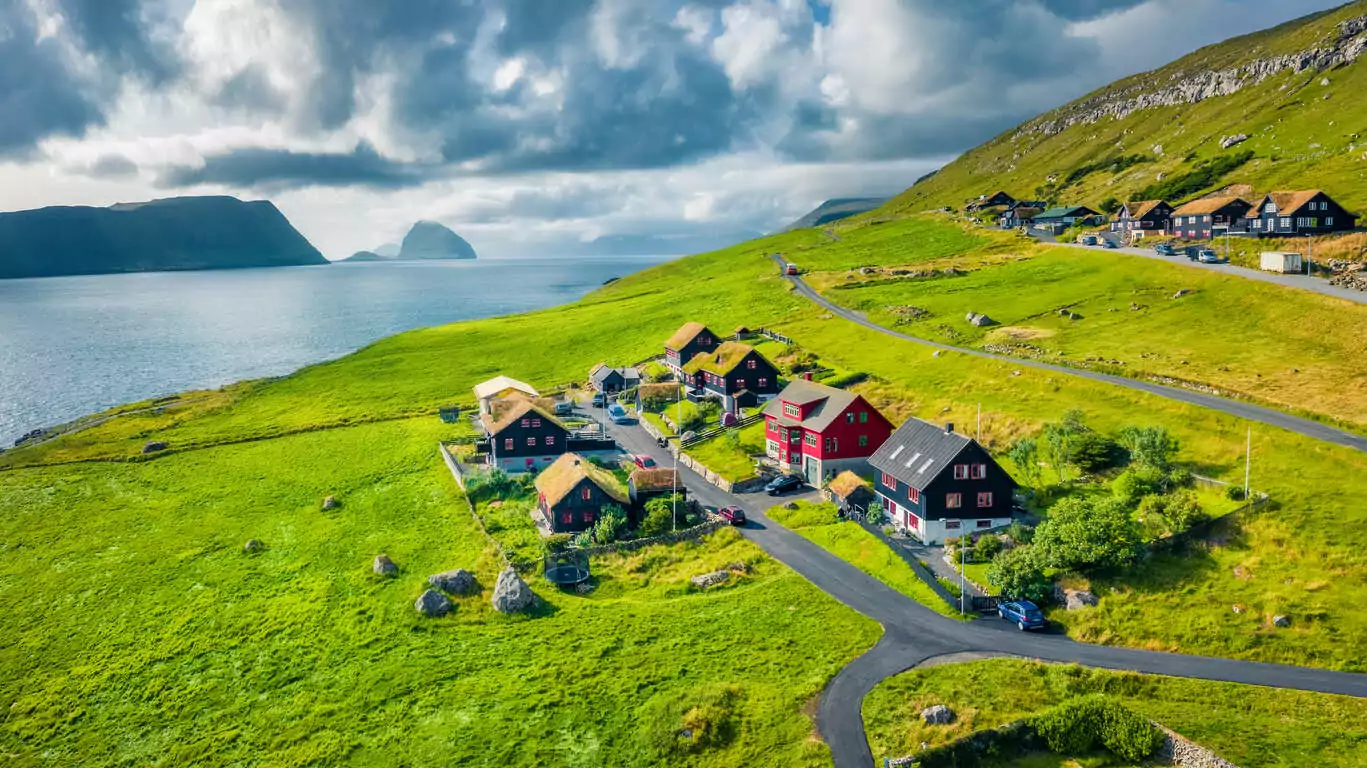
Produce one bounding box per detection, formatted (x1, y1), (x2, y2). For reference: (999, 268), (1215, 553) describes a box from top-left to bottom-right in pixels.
(761, 378), (894, 484)
(588, 363), (641, 394)
(682, 341), (781, 410)
(999, 205), (1043, 229)
(1167, 196), (1252, 240)
(664, 322), (720, 378)
(969, 190), (1016, 211)
(534, 453), (630, 534)
(1248, 190), (1357, 236)
(1030, 205), (1101, 233)
(473, 375), (539, 415)
(869, 418), (1018, 545)
(480, 396), (571, 472)
(628, 467), (685, 518)
(1110, 200), (1173, 239)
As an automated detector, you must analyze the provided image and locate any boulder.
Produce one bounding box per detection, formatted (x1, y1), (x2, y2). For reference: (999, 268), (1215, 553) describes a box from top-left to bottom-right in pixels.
(1219, 133), (1249, 149)
(373, 554), (398, 576)
(965, 312), (996, 327)
(680, 431), (697, 443)
(921, 705), (955, 725)
(1054, 584), (1098, 610)
(491, 567), (537, 614)
(1273, 614), (1291, 628)
(243, 538), (264, 553)
(725, 561), (751, 574)
(429, 568), (478, 595)
(1172, 289), (1192, 299)
(1231, 604), (1245, 614)
(414, 589), (452, 617)
(142, 441), (170, 454)
(321, 495), (339, 510)
(691, 570), (731, 589)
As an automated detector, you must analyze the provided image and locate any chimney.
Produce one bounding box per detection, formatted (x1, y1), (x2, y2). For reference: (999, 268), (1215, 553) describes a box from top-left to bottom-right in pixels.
(802, 371), (813, 381)
(944, 422), (955, 434)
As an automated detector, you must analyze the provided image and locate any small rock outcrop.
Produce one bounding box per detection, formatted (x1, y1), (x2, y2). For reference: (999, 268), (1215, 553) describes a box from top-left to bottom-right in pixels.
(414, 589), (452, 617)
(1219, 133), (1249, 149)
(1054, 584), (1099, 610)
(373, 554), (398, 576)
(321, 495), (340, 510)
(1172, 289), (1193, 299)
(921, 705), (955, 725)
(1273, 614), (1291, 628)
(491, 567), (536, 614)
(965, 312), (996, 327)
(243, 539), (264, 553)
(691, 570), (731, 589)
(429, 568), (478, 595)
(142, 441), (169, 454)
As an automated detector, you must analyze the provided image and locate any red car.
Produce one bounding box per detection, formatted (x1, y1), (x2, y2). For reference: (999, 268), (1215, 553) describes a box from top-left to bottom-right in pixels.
(718, 506), (747, 526)
(784, 263), (800, 275)
(632, 454), (658, 469)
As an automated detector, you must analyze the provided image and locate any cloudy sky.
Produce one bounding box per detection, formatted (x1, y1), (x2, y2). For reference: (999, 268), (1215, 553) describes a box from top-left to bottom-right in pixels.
(0, 0), (1346, 258)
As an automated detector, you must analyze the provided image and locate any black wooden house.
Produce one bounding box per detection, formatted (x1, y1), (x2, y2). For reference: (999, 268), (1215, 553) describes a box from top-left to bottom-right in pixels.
(1249, 190), (1357, 236)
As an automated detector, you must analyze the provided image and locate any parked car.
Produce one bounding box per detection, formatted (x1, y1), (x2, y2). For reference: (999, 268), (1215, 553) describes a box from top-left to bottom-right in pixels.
(591, 392), (608, 407)
(631, 454), (657, 469)
(607, 403), (631, 424)
(1100, 239), (1117, 249)
(1196, 249), (1221, 264)
(554, 400), (574, 416)
(718, 506), (747, 526)
(1077, 235), (1097, 246)
(998, 600), (1047, 631)
(765, 474), (804, 496)
(784, 263), (800, 276)
(1154, 243), (1176, 256)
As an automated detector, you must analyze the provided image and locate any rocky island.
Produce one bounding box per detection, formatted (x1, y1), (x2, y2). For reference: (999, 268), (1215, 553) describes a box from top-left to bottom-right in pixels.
(398, 220), (477, 260)
(0, 196), (327, 279)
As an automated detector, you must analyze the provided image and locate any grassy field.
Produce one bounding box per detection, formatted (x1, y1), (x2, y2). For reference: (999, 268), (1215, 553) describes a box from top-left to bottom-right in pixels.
(862, 659), (1367, 768)
(0, 419), (881, 767)
(767, 501), (966, 620)
(683, 420), (768, 482)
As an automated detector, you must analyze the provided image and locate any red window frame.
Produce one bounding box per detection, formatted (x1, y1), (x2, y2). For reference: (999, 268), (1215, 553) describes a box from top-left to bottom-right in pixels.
(747, 359), (757, 369)
(531, 418), (541, 428)
(907, 513), (920, 530)
(503, 438), (514, 450)
(976, 520), (992, 528)
(560, 512), (573, 525)
(971, 464), (986, 479)
(908, 487), (920, 504)
(758, 377), (768, 388)
(580, 486), (592, 501)
(977, 492), (993, 508)
(520, 418), (530, 428)
(946, 492), (962, 509)
(944, 520), (961, 530)
(881, 472), (897, 490)
(584, 511), (596, 524)
(545, 435), (555, 445)
(953, 464), (969, 480)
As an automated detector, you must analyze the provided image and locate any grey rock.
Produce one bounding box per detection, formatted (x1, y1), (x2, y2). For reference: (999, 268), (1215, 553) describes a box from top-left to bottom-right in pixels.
(429, 568), (478, 595)
(1219, 133), (1249, 149)
(414, 589), (452, 617)
(243, 538), (264, 553)
(491, 567), (536, 614)
(373, 554), (398, 576)
(1273, 614), (1291, 628)
(783, 501), (800, 510)
(966, 312), (995, 327)
(691, 570), (731, 589)
(1054, 584), (1099, 610)
(921, 704), (955, 725)
(680, 431), (697, 443)
(142, 441), (169, 454)
(1172, 289), (1193, 299)
(1231, 604), (1245, 614)
(321, 495), (339, 510)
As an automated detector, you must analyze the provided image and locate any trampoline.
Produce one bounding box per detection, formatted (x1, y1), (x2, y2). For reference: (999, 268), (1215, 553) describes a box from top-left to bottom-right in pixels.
(544, 550), (591, 588)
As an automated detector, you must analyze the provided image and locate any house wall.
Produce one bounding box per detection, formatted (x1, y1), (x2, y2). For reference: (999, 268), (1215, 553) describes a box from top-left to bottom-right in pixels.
(666, 332), (719, 372)
(719, 352), (780, 396)
(873, 442), (1016, 544)
(1251, 194), (1356, 236)
(541, 477), (624, 533)
(488, 417), (570, 471)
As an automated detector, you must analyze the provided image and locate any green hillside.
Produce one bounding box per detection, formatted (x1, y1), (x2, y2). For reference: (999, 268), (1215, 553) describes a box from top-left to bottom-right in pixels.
(884, 1), (1367, 218)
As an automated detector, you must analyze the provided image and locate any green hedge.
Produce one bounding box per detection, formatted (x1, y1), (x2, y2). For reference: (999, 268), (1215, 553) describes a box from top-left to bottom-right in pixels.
(1031, 695), (1165, 762)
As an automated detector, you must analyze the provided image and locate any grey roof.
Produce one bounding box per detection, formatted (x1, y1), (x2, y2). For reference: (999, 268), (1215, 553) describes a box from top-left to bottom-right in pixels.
(868, 417), (973, 491)
(761, 379), (860, 432)
(590, 365), (641, 386)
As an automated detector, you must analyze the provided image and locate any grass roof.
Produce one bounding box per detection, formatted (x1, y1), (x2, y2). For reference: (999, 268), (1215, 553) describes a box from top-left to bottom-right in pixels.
(683, 341), (759, 376)
(481, 397), (566, 435)
(666, 321), (712, 350)
(828, 470), (870, 499)
(536, 453), (629, 507)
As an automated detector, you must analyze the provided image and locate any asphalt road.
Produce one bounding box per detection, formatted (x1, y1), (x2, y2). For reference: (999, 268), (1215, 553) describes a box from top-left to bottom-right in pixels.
(601, 414), (1367, 768)
(770, 254), (1367, 455)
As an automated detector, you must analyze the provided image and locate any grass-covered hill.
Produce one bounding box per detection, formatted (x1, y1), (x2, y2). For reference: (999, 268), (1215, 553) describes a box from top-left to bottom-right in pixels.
(884, 0), (1367, 217)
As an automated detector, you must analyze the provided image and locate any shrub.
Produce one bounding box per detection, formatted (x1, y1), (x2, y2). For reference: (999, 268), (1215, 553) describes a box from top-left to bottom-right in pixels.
(1006, 521), (1034, 545)
(1034, 496), (1141, 571)
(974, 533), (1004, 561)
(571, 531), (593, 548)
(866, 501), (885, 526)
(593, 504), (629, 544)
(1117, 425), (1180, 469)
(987, 545), (1052, 604)
(1162, 491), (1208, 533)
(640, 494), (686, 536)
(1031, 696), (1164, 762)
(1111, 465), (1165, 505)
(1225, 484), (1247, 501)
(466, 469), (519, 502)
(637, 685), (741, 758)
(1136, 149), (1254, 201)
(543, 533), (574, 555)
(1070, 432), (1122, 473)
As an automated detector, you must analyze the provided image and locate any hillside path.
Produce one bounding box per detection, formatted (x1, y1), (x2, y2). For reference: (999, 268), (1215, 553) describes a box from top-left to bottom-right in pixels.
(1034, 231), (1367, 306)
(769, 254), (1367, 454)
(600, 415), (1367, 768)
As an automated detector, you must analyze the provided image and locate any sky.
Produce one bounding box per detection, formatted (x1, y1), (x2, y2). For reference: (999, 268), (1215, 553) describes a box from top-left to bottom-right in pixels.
(0, 0), (1348, 258)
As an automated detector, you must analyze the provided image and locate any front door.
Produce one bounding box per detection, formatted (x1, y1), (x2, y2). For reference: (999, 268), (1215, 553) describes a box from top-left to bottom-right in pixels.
(804, 456), (820, 484)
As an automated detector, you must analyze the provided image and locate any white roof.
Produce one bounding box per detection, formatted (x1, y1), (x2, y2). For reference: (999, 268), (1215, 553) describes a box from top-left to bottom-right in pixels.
(472, 375), (538, 401)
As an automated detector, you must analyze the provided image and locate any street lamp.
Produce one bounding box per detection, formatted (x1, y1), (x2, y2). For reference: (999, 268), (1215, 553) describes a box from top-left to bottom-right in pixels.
(939, 518), (967, 614)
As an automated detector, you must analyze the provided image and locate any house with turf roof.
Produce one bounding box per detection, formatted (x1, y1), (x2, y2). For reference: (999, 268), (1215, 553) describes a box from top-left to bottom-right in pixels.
(664, 322), (720, 378)
(681, 341), (781, 410)
(534, 453), (630, 534)
(869, 418), (1017, 545)
(969, 190), (1016, 211)
(761, 378), (894, 484)
(1248, 190), (1357, 236)
(1168, 195), (1252, 240)
(1030, 205), (1101, 234)
(480, 395), (571, 472)
(1110, 200), (1173, 239)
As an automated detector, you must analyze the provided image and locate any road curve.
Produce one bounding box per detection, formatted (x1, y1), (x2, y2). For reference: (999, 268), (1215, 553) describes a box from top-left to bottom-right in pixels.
(600, 415), (1367, 768)
(770, 254), (1367, 454)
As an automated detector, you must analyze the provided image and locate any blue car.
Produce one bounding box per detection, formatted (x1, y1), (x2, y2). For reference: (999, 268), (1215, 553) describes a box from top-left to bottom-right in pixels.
(998, 600), (1047, 631)
(1154, 243), (1176, 256)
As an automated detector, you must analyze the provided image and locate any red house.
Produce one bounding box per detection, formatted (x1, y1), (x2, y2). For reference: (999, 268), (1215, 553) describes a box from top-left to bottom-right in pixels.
(761, 379), (894, 485)
(664, 322), (719, 377)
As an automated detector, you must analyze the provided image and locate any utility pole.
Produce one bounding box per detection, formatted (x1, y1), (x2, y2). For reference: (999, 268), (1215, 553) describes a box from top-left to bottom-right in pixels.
(1306, 234), (1314, 276)
(673, 382), (681, 532)
(977, 403), (982, 441)
(1244, 427), (1252, 501)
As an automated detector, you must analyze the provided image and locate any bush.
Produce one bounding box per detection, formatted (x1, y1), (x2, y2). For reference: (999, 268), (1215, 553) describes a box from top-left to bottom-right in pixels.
(1111, 465), (1165, 505)
(866, 501), (885, 526)
(987, 545), (1052, 604)
(1034, 496), (1141, 571)
(543, 533), (573, 555)
(637, 685), (741, 758)
(1070, 432), (1122, 473)
(640, 494), (686, 537)
(1136, 149), (1253, 201)
(1225, 484), (1247, 501)
(466, 469), (519, 502)
(1117, 425), (1180, 470)
(1031, 696), (1164, 762)
(1162, 491), (1207, 532)
(974, 533), (1004, 561)
(593, 504), (628, 544)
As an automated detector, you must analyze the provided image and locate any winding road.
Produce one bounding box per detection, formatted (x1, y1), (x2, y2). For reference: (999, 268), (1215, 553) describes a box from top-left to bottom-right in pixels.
(769, 254), (1367, 454)
(599, 417), (1367, 768)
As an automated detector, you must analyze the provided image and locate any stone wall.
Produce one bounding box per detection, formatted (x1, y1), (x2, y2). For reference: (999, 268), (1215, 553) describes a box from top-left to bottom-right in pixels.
(675, 451), (766, 494)
(576, 517), (727, 557)
(1157, 726), (1241, 768)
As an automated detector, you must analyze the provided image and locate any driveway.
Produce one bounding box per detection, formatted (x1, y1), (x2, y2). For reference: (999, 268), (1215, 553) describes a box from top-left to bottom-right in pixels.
(771, 254), (1367, 455)
(596, 413), (1367, 767)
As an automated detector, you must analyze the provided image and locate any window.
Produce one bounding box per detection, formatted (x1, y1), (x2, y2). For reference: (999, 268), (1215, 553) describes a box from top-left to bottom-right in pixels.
(783, 403), (800, 418)
(946, 493), (962, 509)
(1308, 218), (1318, 228)
(520, 418), (530, 428)
(953, 464), (969, 480)
(746, 359), (757, 370)
(1253, 219), (1262, 229)
(825, 437), (838, 453)
(858, 435), (869, 447)
(503, 438), (514, 450)
(971, 464), (987, 479)
(944, 520), (961, 530)
(976, 520), (992, 529)
(805, 432), (818, 446)
(908, 487), (920, 504)
(1296, 217), (1305, 227)
(531, 418), (541, 428)
(527, 437), (537, 447)
(881, 472), (897, 490)
(1327, 217), (1335, 226)
(859, 411), (868, 423)
(1280, 217), (1291, 228)
(581, 486), (592, 501)
(790, 431), (801, 445)
(908, 514), (920, 530)
(977, 492), (993, 508)
(758, 377), (768, 388)
(846, 412), (855, 424)
(545, 435), (555, 446)
(584, 511), (595, 524)
(561, 512), (573, 525)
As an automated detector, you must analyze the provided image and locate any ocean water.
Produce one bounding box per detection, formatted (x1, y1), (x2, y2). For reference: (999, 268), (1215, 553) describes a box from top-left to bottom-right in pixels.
(0, 256), (673, 443)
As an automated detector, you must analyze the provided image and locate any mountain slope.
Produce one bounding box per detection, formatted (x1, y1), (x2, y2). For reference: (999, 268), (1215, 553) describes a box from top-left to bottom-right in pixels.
(786, 198), (889, 230)
(0, 196), (326, 279)
(884, 1), (1367, 217)
(398, 220), (477, 259)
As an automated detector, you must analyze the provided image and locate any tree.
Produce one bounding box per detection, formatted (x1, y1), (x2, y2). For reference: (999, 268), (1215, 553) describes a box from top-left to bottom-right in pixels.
(1042, 424), (1077, 483)
(1070, 432), (1121, 473)
(593, 504), (628, 544)
(1117, 425), (1179, 470)
(1033, 496), (1141, 571)
(973, 533), (1003, 562)
(1007, 437), (1043, 491)
(466, 469), (518, 502)
(987, 545), (1052, 604)
(640, 494), (685, 536)
(1099, 197), (1121, 215)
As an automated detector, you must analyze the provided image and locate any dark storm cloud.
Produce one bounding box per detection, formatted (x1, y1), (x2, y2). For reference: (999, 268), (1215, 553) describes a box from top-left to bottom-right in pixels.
(87, 153), (139, 178)
(159, 143), (430, 190)
(212, 65), (288, 115)
(0, 6), (103, 157)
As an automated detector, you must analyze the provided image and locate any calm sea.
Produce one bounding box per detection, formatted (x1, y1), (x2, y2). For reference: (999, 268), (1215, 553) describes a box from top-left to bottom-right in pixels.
(0, 256), (673, 443)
